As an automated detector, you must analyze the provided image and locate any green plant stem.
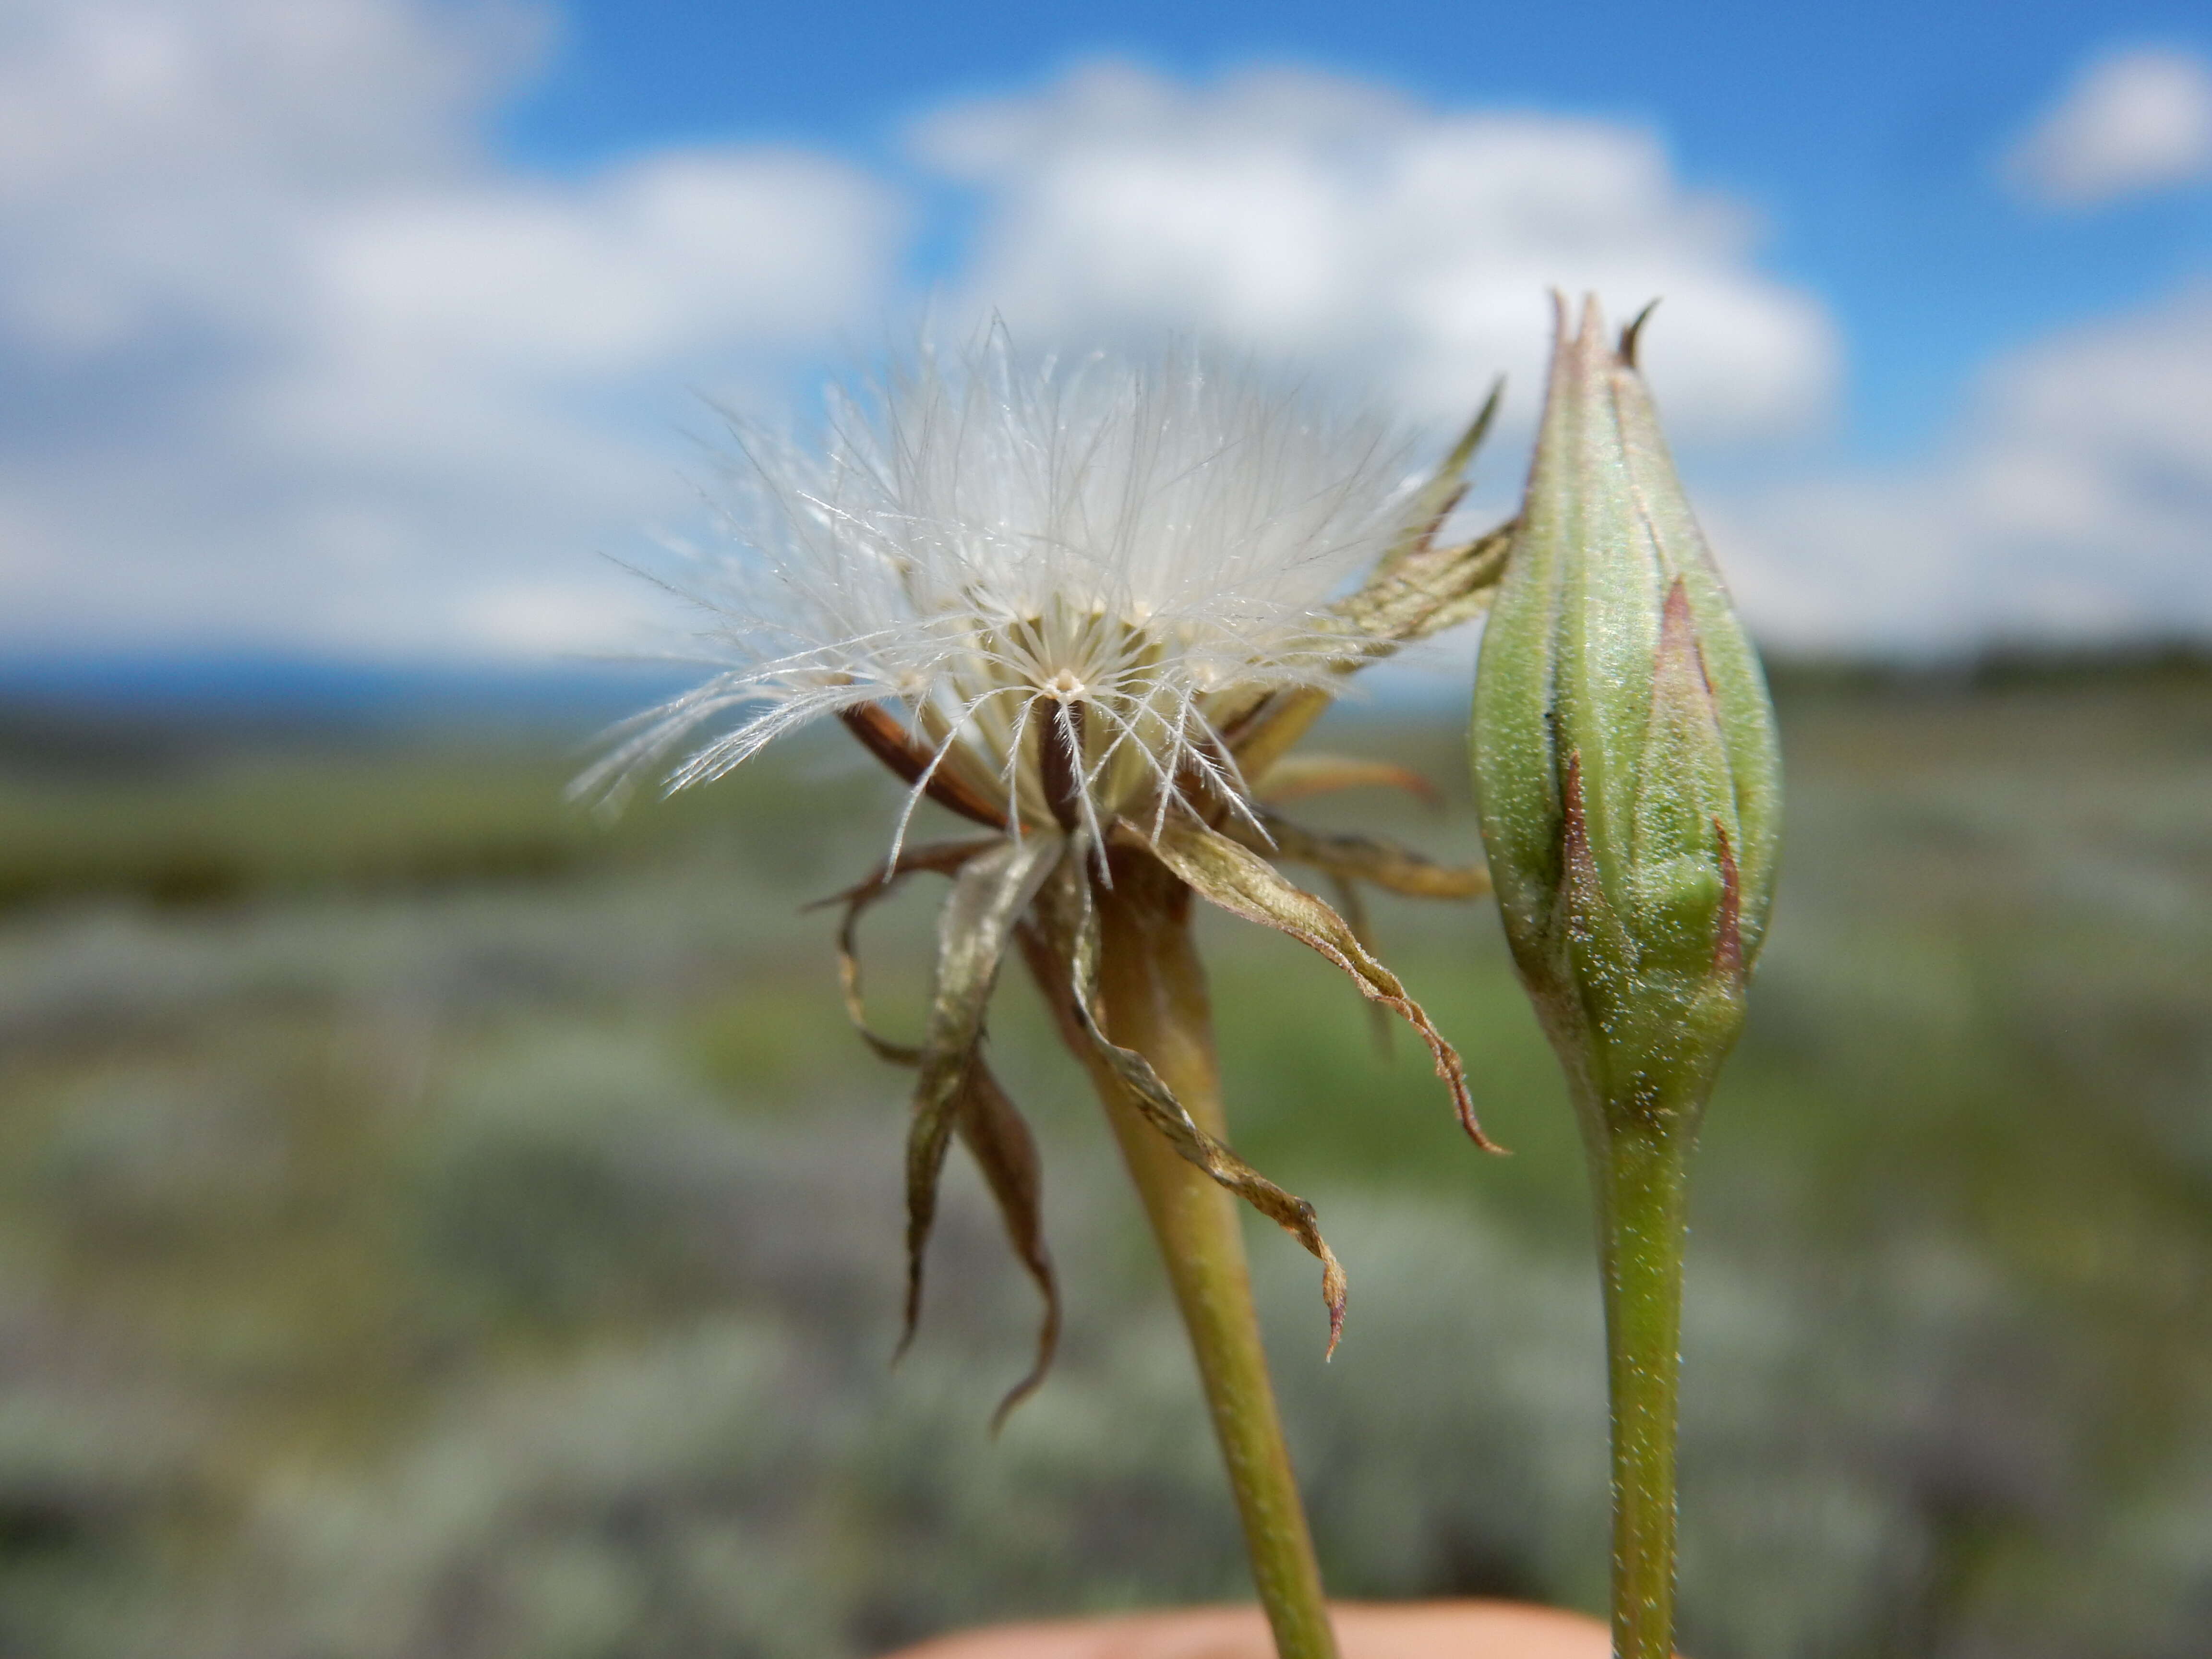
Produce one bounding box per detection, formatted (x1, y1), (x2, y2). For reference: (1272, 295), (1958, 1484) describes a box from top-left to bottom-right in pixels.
(1084, 852), (1339, 1659)
(1582, 1110), (1694, 1659)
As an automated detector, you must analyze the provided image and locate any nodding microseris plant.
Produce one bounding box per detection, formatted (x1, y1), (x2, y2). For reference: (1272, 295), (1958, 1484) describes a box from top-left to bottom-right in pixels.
(587, 330), (1515, 1659)
(588, 332), (1508, 1374)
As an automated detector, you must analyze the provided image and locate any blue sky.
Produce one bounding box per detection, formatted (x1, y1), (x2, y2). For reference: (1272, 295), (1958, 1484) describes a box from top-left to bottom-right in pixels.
(506, 0), (2212, 455)
(3, 0), (2210, 661)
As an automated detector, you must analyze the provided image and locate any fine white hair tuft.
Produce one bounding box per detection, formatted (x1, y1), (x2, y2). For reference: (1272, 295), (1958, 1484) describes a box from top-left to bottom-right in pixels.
(581, 326), (1420, 842)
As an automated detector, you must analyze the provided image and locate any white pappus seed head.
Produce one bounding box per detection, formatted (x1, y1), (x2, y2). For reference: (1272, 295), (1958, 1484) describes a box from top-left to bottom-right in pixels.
(584, 328), (1420, 846)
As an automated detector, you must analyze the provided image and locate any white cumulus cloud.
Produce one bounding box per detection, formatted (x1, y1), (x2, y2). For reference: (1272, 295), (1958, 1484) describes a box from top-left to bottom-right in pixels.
(1716, 282), (2212, 653)
(7, 12), (2207, 664)
(913, 61), (1840, 448)
(0, 0), (904, 658)
(2006, 46), (2212, 208)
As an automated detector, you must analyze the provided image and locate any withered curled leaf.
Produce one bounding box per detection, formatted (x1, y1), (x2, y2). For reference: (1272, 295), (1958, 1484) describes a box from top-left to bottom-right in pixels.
(1216, 685), (1336, 792)
(1131, 815), (1501, 1153)
(1333, 385), (1515, 650)
(815, 836), (1005, 1064)
(1226, 792), (1489, 1058)
(1335, 521), (1515, 649)
(950, 1057), (1060, 1431)
(817, 835), (1064, 1420)
(1033, 858), (1351, 1356)
(901, 834), (1060, 1355)
(1319, 867), (1394, 1058)
(1238, 815), (1492, 902)
(839, 703), (1006, 831)
(1384, 381), (1502, 571)
(1254, 753), (1442, 807)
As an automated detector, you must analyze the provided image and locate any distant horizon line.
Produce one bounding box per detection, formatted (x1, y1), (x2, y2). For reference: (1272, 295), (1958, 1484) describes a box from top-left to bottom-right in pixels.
(0, 638), (2203, 728)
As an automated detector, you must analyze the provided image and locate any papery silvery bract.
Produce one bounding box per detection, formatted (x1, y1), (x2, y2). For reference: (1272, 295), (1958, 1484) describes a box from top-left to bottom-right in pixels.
(585, 332), (1419, 849)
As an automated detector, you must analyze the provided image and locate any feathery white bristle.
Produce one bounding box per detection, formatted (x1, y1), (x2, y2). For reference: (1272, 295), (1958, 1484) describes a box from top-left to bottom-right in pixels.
(586, 328), (1418, 835)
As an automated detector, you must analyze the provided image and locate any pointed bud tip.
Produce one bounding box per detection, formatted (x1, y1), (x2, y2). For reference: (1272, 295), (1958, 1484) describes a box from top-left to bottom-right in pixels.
(1619, 300), (1661, 368)
(1551, 291), (1664, 377)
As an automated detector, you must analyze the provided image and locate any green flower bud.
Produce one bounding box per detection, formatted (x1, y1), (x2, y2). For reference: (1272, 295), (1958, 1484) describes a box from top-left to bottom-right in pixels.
(1472, 296), (1782, 1132)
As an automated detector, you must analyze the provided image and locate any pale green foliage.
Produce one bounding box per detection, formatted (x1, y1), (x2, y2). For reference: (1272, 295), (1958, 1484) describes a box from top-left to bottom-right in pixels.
(2, 693), (2211, 1658)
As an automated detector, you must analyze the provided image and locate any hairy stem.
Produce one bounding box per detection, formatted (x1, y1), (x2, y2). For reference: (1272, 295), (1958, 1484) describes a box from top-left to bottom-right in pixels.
(1582, 1111), (1693, 1659)
(1084, 852), (1339, 1659)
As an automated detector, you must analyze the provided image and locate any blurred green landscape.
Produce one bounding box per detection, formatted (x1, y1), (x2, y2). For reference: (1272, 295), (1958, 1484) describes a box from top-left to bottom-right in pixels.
(0, 661), (2207, 1659)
